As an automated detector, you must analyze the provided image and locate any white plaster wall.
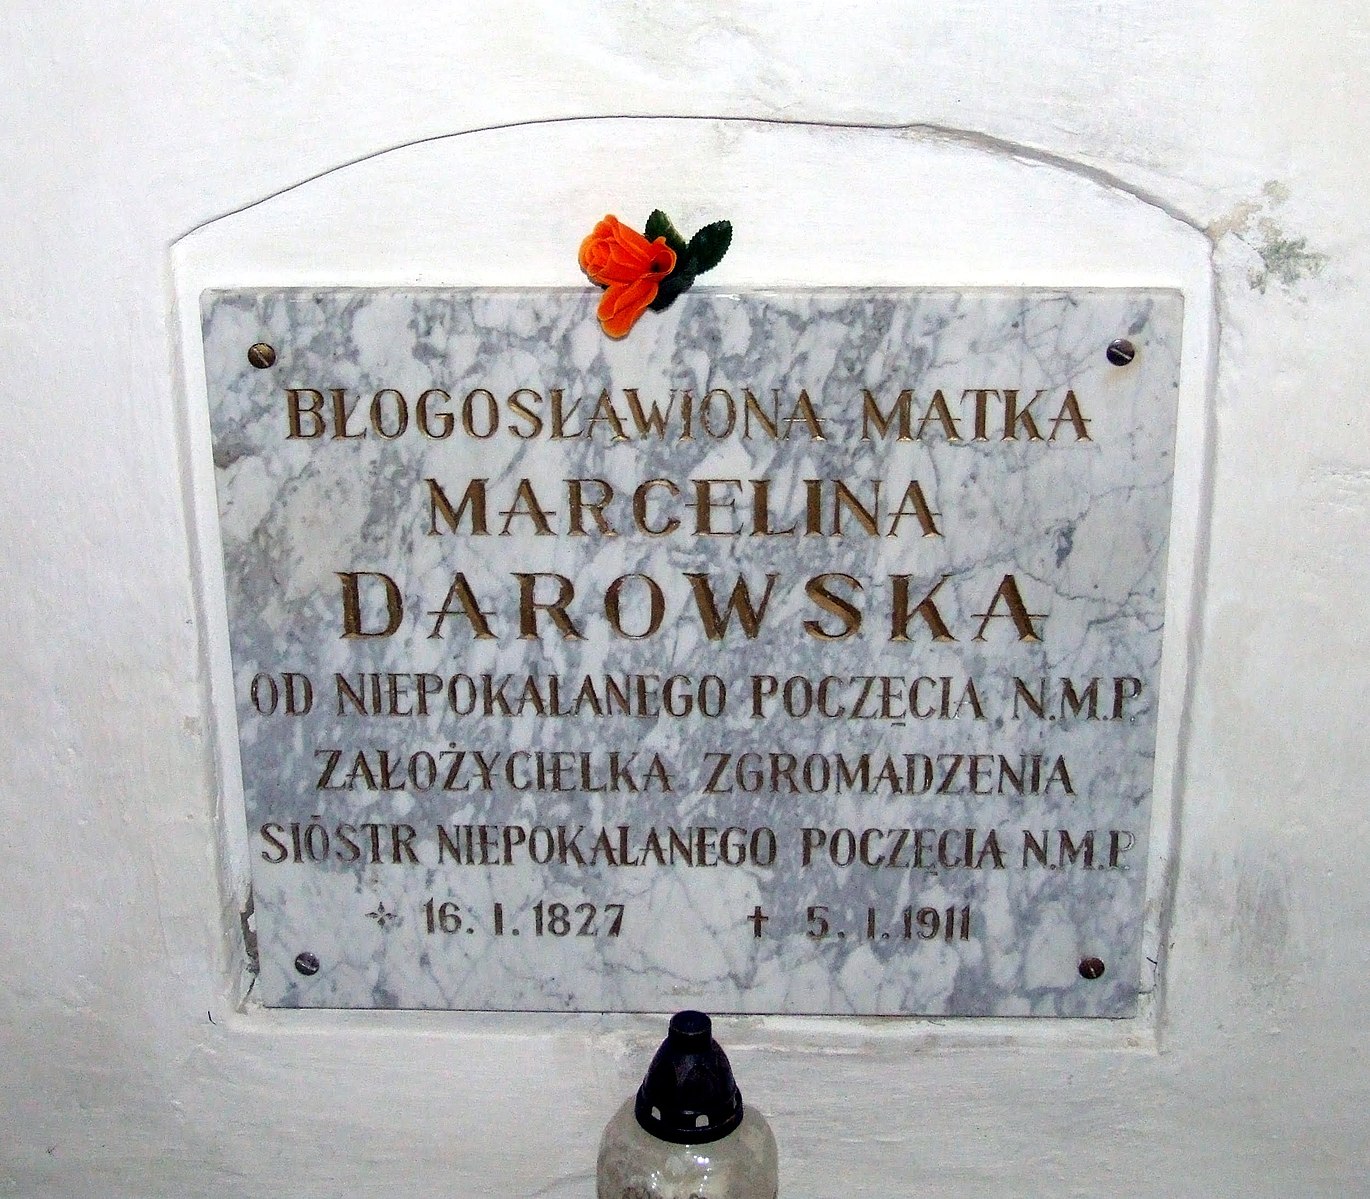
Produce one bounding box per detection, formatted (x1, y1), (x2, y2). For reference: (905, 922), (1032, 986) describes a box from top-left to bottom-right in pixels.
(2, 5), (1367, 1196)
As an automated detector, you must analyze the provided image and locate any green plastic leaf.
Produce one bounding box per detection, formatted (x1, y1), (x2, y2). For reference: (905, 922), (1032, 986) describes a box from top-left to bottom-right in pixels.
(644, 210), (688, 258)
(687, 221), (732, 274)
(642, 212), (730, 310)
(648, 269), (695, 312)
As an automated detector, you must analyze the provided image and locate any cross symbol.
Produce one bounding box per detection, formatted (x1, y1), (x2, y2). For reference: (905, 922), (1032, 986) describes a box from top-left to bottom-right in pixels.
(748, 905), (769, 938)
(367, 901), (399, 929)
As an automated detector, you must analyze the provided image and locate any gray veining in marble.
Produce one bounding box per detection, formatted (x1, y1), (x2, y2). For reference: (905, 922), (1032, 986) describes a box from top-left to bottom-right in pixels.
(202, 287), (1182, 1016)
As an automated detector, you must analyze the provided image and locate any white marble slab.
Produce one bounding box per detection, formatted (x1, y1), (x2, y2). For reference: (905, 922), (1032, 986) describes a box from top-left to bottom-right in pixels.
(202, 287), (1181, 1016)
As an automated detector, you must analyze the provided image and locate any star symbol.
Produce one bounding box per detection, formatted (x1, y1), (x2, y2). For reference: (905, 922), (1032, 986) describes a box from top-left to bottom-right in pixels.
(366, 901), (399, 929)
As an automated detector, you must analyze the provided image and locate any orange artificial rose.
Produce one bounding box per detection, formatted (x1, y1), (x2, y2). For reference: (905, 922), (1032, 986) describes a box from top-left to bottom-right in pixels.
(578, 215), (677, 338)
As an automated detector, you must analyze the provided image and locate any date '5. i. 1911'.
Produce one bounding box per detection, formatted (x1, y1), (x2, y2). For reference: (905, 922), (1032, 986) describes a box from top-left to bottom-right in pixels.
(799, 904), (972, 942)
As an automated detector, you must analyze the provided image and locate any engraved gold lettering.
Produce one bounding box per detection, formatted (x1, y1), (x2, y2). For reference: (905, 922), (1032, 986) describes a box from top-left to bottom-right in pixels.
(1049, 390), (1091, 440)
(915, 390), (960, 440)
(285, 388), (326, 438)
(549, 388), (578, 439)
(804, 478), (823, 534)
(785, 390), (824, 439)
(566, 478), (617, 536)
(584, 389), (629, 441)
(337, 571), (403, 639)
(971, 574), (1046, 642)
(699, 389), (736, 438)
(633, 479), (680, 536)
(965, 389), (995, 441)
(741, 389), (778, 439)
(703, 753), (732, 794)
(259, 823), (289, 863)
(1012, 677), (1047, 718)
(370, 389), (408, 439)
(426, 477), (488, 536)
(1003, 388), (1044, 440)
(689, 478), (744, 535)
(498, 479), (555, 535)
(622, 387), (671, 438)
(685, 573), (778, 640)
(1061, 677), (1100, 718)
(515, 572), (584, 640)
(331, 388), (365, 439)
(750, 479), (799, 536)
(886, 481), (942, 537)
(829, 480), (880, 536)
(416, 389), (454, 438)
(860, 388), (914, 441)
(890, 574), (956, 642)
(506, 388), (543, 439)
(315, 749), (343, 790)
(1113, 676), (1143, 718)
(604, 573), (665, 639)
(426, 574), (496, 640)
(803, 573), (863, 640)
(461, 389), (499, 439)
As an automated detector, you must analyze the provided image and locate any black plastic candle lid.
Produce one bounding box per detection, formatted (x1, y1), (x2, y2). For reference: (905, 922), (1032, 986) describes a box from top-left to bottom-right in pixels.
(634, 1011), (744, 1144)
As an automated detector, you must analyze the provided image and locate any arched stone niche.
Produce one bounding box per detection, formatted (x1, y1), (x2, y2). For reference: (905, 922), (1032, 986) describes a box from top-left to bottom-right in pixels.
(175, 118), (1211, 1034)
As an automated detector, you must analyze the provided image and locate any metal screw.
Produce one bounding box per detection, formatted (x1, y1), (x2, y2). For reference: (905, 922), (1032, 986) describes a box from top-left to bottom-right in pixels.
(293, 952), (320, 977)
(247, 342), (277, 369)
(1078, 957), (1106, 980)
(1106, 339), (1136, 366)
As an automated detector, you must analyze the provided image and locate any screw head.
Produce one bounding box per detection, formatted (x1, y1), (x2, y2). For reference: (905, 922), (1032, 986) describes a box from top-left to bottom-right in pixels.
(293, 952), (320, 977)
(1078, 956), (1106, 980)
(247, 342), (277, 369)
(1106, 339), (1136, 366)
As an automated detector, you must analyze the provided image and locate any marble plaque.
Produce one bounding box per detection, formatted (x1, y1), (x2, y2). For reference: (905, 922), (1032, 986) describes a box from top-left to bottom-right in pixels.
(202, 287), (1182, 1016)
